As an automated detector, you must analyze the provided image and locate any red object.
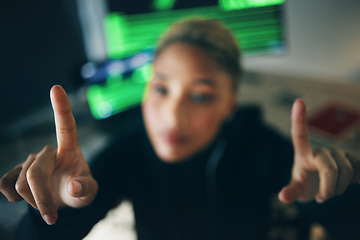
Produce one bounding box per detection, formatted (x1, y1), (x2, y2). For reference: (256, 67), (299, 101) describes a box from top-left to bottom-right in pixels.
(308, 102), (360, 139)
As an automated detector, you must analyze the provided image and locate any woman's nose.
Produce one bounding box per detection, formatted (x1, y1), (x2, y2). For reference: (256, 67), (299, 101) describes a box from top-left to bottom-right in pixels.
(163, 98), (187, 129)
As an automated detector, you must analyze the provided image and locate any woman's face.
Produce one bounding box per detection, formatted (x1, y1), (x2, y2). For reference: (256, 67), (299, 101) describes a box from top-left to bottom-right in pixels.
(142, 43), (236, 162)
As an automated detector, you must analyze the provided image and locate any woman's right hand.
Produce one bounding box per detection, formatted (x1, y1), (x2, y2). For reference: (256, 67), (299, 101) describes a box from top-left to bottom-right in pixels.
(0, 85), (98, 225)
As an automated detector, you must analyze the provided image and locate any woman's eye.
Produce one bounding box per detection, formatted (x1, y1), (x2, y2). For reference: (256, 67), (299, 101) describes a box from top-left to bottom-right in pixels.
(154, 86), (167, 95)
(191, 93), (214, 103)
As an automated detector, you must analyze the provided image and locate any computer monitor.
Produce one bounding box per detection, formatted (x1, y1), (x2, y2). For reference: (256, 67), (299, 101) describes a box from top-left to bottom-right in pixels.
(83, 0), (287, 119)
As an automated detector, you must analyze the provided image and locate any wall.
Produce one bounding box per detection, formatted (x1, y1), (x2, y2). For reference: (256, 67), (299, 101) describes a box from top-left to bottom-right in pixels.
(244, 0), (360, 83)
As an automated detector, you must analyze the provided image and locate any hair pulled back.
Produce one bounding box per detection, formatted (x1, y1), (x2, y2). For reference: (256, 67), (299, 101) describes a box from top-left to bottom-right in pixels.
(155, 17), (243, 90)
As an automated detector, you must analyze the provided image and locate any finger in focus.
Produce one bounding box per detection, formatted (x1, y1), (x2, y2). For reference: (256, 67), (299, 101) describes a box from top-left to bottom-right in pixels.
(15, 154), (38, 209)
(27, 146), (58, 225)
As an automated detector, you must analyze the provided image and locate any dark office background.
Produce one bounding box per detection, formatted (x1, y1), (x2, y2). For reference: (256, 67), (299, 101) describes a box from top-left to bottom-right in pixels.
(0, 0), (86, 139)
(0, 1), (360, 240)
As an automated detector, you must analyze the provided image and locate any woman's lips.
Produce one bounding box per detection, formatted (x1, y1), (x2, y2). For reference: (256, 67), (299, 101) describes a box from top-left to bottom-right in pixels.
(163, 132), (188, 145)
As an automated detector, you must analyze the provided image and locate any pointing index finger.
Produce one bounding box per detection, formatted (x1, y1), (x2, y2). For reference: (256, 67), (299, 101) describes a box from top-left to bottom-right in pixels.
(50, 85), (79, 152)
(291, 99), (312, 158)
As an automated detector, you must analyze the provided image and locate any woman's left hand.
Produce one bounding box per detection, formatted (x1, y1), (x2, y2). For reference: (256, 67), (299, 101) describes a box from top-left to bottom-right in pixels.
(278, 99), (360, 204)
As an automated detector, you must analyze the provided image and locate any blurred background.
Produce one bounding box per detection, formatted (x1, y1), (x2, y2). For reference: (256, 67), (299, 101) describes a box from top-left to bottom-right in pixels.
(1, 0), (360, 239)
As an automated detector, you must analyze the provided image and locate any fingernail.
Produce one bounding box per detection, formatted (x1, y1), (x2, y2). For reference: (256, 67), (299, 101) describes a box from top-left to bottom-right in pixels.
(316, 198), (324, 204)
(278, 192), (285, 202)
(44, 214), (55, 225)
(73, 180), (82, 194)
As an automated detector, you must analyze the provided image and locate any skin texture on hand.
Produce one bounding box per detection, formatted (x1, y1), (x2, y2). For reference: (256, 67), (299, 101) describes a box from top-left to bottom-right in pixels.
(0, 85), (98, 225)
(278, 99), (360, 204)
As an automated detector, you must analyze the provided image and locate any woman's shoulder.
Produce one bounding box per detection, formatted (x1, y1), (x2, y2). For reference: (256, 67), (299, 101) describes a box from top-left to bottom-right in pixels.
(107, 125), (146, 155)
(227, 104), (265, 135)
(229, 104), (287, 138)
(226, 104), (292, 155)
(234, 104), (262, 121)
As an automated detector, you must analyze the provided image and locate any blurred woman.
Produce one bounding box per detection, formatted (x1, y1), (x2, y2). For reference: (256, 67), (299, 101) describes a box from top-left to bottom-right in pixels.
(1, 18), (360, 240)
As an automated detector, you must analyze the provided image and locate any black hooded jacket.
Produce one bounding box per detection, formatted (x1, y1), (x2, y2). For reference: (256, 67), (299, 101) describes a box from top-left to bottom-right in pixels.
(16, 106), (360, 240)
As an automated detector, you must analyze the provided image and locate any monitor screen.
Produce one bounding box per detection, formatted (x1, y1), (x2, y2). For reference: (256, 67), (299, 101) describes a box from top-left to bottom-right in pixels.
(84, 0), (287, 119)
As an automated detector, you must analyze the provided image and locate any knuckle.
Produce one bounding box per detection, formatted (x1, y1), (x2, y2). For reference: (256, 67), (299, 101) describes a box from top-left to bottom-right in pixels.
(293, 131), (306, 140)
(59, 125), (77, 137)
(315, 156), (338, 175)
(341, 165), (354, 178)
(26, 167), (48, 182)
(6, 193), (23, 203)
(35, 200), (55, 212)
(332, 147), (344, 155)
(314, 146), (325, 154)
(14, 162), (23, 168)
(315, 146), (331, 157)
(28, 153), (37, 159)
(324, 164), (338, 174)
(35, 200), (51, 208)
(42, 145), (56, 152)
(15, 181), (27, 194)
(57, 107), (73, 116)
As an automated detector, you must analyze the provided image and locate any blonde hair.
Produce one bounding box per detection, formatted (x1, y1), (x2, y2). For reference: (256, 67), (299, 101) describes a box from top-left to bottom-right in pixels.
(155, 17), (243, 90)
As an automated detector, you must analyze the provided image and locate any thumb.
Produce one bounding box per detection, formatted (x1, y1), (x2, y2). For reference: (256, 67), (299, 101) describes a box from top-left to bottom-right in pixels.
(67, 176), (98, 206)
(278, 181), (302, 204)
